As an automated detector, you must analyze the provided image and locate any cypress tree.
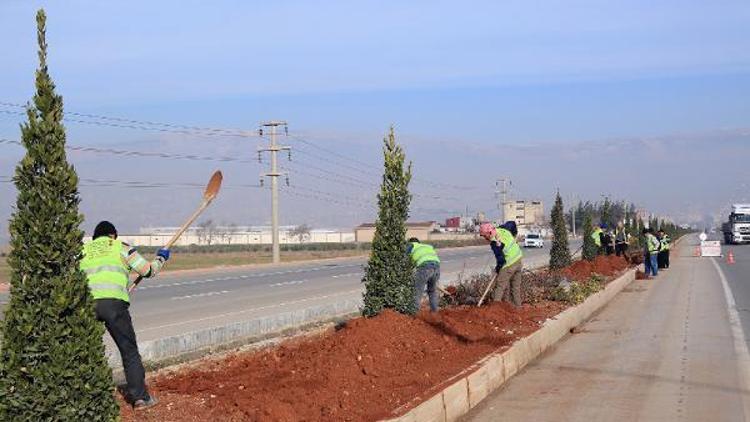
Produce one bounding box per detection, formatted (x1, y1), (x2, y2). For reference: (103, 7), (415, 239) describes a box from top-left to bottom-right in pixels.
(362, 127), (415, 317)
(549, 191), (572, 270)
(600, 197), (612, 228)
(582, 212), (598, 261)
(0, 10), (119, 420)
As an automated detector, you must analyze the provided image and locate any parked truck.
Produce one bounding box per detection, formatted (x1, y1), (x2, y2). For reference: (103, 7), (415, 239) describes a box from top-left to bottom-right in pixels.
(722, 204), (750, 244)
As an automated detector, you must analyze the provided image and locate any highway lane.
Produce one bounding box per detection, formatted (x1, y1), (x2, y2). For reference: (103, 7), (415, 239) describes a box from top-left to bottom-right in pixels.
(0, 240), (581, 342)
(713, 236), (750, 346)
(467, 234), (750, 421)
(127, 241), (580, 341)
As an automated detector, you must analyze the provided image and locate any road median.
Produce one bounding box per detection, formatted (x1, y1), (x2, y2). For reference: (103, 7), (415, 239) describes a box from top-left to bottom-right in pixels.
(384, 267), (636, 422)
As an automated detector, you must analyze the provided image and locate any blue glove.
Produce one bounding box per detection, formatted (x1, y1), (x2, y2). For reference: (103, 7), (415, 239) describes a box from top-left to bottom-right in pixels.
(157, 248), (170, 261)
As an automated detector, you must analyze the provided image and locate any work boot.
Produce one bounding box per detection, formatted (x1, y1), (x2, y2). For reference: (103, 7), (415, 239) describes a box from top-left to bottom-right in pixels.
(133, 395), (159, 410)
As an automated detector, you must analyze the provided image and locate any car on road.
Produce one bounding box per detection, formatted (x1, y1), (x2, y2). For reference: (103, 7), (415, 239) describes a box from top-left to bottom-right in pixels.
(523, 233), (544, 248)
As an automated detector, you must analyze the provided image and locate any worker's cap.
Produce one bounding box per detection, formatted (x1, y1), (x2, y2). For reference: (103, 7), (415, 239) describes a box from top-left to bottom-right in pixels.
(93, 221), (118, 239)
(501, 221), (518, 237)
(408, 237), (420, 243)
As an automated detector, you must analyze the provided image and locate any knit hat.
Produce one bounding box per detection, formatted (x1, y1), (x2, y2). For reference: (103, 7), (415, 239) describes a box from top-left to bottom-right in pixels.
(93, 221), (117, 239)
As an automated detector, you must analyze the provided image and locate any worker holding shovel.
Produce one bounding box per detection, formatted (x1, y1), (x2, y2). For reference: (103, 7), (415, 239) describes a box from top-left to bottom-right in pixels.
(408, 237), (441, 313)
(478, 221), (524, 306)
(81, 221), (170, 410)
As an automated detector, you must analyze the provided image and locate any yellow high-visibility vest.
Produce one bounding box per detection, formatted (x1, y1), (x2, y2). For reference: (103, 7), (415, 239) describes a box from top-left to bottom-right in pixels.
(81, 237), (130, 302)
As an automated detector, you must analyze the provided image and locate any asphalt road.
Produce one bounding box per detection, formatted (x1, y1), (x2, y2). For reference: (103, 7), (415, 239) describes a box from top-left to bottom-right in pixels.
(466, 234), (750, 421)
(713, 235), (750, 345)
(126, 241), (581, 341)
(0, 240), (581, 343)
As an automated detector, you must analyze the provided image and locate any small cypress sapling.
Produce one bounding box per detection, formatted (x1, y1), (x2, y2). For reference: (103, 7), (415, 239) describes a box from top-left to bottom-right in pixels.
(582, 213), (598, 261)
(361, 127), (415, 317)
(0, 10), (119, 421)
(549, 191), (572, 270)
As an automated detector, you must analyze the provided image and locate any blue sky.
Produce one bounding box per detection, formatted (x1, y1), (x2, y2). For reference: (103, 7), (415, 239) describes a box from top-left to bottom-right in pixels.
(1, 1), (749, 240)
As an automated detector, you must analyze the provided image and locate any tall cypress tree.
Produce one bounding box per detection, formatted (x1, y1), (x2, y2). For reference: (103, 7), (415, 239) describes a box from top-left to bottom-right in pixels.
(0, 10), (119, 420)
(549, 191), (572, 270)
(362, 127), (414, 317)
(601, 197), (612, 228)
(582, 212), (598, 261)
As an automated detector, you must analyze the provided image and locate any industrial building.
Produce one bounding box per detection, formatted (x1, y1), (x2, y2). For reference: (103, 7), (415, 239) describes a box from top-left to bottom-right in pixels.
(503, 200), (545, 227)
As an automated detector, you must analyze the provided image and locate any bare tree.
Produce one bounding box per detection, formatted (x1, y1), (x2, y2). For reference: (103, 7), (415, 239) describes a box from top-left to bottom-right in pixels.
(225, 222), (241, 245)
(290, 224), (312, 243)
(197, 219), (217, 245)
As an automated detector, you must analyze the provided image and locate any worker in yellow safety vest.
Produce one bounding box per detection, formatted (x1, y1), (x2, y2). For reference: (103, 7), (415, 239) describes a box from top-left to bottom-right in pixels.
(407, 237), (441, 312)
(642, 227), (660, 277)
(80, 221), (170, 410)
(657, 229), (671, 269)
(479, 221), (524, 306)
(592, 223), (606, 255)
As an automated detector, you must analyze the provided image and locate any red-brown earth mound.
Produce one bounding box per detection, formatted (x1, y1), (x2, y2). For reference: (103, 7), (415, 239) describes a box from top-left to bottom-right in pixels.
(119, 257), (629, 422)
(560, 254), (629, 281)
(120, 302), (563, 422)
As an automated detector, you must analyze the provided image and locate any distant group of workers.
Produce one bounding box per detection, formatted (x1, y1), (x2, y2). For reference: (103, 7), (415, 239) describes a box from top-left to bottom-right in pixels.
(589, 221), (671, 278)
(642, 228), (671, 277)
(410, 220), (525, 312)
(591, 221), (632, 257)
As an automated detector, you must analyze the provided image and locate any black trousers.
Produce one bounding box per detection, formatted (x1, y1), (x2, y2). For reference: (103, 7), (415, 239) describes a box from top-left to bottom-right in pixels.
(94, 298), (148, 403)
(658, 250), (670, 269)
(615, 243), (628, 257)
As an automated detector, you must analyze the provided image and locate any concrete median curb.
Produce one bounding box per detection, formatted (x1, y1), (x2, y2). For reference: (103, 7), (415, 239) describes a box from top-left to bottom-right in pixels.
(383, 267), (636, 422)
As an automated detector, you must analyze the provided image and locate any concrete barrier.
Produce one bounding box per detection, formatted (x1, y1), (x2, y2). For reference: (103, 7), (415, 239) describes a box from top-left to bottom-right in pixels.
(383, 268), (636, 422)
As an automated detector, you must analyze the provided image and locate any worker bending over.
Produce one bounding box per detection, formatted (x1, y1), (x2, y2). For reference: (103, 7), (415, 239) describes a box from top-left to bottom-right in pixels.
(592, 223), (607, 255)
(407, 237), (441, 312)
(80, 221), (170, 410)
(480, 221), (524, 306)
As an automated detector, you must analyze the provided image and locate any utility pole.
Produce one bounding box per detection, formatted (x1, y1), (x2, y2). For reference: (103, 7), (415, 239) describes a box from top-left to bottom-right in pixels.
(258, 121), (290, 264)
(569, 194), (578, 238)
(495, 178), (511, 223)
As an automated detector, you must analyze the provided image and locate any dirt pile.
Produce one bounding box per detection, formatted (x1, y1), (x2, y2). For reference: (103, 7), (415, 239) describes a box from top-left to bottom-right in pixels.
(560, 255), (629, 281)
(120, 302), (564, 422)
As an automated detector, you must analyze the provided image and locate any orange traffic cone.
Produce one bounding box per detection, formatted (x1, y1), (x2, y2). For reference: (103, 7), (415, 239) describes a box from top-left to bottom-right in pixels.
(694, 246), (701, 257)
(727, 249), (735, 265)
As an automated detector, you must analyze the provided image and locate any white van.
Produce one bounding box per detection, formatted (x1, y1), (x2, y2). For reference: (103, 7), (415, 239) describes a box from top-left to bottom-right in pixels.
(523, 233), (544, 248)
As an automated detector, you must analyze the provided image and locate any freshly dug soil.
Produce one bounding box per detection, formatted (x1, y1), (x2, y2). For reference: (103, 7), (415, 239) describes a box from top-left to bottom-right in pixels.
(119, 257), (630, 422)
(560, 255), (629, 281)
(120, 302), (565, 422)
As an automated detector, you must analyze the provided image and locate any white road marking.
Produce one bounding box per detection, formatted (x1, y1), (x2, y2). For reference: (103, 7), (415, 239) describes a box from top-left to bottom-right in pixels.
(711, 258), (750, 418)
(138, 288), (362, 333)
(138, 264), (364, 290)
(331, 272), (361, 279)
(171, 290), (230, 301)
(270, 279), (307, 287)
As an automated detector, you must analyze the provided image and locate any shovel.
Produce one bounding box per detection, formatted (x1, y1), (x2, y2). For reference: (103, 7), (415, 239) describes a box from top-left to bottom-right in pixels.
(128, 170), (223, 292)
(477, 271), (500, 307)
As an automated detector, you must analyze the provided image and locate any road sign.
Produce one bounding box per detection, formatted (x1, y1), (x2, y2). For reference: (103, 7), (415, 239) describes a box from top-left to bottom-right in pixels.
(699, 232), (708, 242)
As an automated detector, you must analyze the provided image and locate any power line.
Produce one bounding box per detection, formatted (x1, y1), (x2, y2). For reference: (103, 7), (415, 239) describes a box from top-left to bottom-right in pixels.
(0, 175), (262, 190)
(0, 101), (257, 139)
(0, 138), (256, 165)
(289, 133), (478, 191)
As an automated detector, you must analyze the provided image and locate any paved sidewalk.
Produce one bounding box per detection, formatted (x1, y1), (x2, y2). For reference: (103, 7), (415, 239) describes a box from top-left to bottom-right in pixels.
(465, 242), (750, 421)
